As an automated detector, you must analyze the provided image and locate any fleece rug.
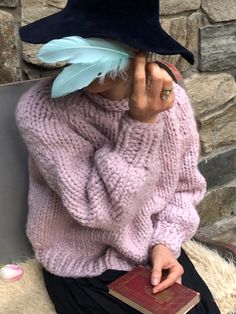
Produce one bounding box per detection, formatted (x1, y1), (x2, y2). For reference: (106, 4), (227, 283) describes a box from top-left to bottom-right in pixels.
(0, 240), (235, 314)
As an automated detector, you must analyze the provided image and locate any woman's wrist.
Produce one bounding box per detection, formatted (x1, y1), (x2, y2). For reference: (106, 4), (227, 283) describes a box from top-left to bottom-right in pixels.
(149, 243), (173, 259)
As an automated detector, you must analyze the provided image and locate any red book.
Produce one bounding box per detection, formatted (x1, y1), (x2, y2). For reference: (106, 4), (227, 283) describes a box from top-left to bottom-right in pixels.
(108, 266), (200, 314)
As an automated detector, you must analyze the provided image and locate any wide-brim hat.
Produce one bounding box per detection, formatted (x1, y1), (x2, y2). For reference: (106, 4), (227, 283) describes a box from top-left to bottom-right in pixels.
(19, 0), (194, 64)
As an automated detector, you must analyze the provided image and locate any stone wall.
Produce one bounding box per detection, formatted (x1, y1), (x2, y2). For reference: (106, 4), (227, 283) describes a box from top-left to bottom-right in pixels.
(0, 0), (236, 232)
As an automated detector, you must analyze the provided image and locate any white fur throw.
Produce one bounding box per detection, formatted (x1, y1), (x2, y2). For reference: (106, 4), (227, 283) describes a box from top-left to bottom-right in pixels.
(0, 240), (235, 314)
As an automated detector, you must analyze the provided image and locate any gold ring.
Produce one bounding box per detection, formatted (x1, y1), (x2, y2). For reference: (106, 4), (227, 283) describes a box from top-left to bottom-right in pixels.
(161, 88), (173, 101)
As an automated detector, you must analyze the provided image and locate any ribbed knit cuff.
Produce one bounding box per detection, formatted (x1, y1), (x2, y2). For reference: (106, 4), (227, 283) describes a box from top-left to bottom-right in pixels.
(149, 230), (183, 259)
(115, 111), (164, 168)
(149, 237), (182, 258)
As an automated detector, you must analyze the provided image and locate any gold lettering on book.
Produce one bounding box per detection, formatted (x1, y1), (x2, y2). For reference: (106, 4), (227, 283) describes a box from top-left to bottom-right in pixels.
(145, 286), (175, 304)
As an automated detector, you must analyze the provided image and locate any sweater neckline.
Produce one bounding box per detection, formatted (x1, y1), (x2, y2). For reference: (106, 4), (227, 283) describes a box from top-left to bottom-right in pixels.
(82, 90), (129, 112)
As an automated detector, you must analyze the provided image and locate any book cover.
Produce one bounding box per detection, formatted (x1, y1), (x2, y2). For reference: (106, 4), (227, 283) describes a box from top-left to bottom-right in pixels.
(108, 265), (200, 314)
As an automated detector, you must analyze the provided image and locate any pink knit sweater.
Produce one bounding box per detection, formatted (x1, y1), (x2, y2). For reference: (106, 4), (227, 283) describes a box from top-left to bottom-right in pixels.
(15, 78), (206, 278)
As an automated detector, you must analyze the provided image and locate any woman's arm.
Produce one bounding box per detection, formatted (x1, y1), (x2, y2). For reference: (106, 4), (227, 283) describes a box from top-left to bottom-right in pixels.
(149, 87), (207, 258)
(15, 81), (165, 231)
(149, 147), (206, 292)
(149, 140), (206, 257)
(149, 86), (206, 293)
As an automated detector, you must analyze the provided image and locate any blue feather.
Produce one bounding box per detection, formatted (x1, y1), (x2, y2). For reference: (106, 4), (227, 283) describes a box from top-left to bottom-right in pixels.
(38, 36), (135, 98)
(51, 63), (102, 98)
(38, 36), (134, 64)
(51, 59), (130, 98)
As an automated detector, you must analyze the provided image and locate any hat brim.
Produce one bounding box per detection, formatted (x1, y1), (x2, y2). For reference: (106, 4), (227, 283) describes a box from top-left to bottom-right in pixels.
(19, 8), (194, 64)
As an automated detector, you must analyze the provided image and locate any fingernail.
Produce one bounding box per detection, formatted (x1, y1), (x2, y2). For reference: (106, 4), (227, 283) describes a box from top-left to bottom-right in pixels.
(152, 278), (159, 286)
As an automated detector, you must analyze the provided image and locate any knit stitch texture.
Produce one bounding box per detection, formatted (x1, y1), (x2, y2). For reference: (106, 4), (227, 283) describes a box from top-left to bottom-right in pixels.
(15, 78), (206, 278)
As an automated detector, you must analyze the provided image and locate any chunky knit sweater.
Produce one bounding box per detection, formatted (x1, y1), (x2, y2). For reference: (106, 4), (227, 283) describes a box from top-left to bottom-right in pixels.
(15, 78), (206, 278)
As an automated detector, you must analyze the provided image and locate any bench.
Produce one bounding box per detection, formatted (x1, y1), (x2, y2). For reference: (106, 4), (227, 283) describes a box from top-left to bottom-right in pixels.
(0, 79), (43, 265)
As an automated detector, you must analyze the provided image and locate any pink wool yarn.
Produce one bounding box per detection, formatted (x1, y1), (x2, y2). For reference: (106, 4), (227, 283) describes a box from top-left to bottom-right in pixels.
(15, 78), (206, 278)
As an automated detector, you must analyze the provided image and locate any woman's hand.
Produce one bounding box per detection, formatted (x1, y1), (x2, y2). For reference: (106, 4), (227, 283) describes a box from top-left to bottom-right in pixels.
(128, 52), (175, 124)
(150, 244), (184, 293)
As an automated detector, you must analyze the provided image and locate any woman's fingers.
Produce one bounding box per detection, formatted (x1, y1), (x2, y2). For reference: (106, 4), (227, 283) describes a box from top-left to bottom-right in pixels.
(152, 264), (184, 294)
(128, 53), (175, 123)
(148, 64), (174, 100)
(151, 244), (184, 294)
(177, 276), (182, 284)
(160, 69), (174, 101)
(146, 63), (164, 99)
(131, 52), (147, 99)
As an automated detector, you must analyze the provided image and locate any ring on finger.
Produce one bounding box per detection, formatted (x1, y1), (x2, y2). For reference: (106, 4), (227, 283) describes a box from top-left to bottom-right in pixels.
(161, 88), (173, 101)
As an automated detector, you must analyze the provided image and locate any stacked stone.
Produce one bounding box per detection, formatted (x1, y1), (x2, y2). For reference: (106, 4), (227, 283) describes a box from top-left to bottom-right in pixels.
(0, 0), (236, 233)
(0, 0), (22, 82)
(183, 1), (236, 234)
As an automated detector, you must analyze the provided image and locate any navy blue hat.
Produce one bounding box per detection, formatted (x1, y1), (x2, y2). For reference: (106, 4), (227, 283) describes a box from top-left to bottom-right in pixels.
(19, 0), (194, 64)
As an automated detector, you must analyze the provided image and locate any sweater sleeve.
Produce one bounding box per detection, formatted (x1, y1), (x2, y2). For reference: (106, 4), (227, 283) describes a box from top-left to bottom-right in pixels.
(149, 87), (207, 258)
(15, 82), (165, 231)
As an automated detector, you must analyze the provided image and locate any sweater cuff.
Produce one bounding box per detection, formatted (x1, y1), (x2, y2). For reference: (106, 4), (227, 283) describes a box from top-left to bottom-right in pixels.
(149, 238), (182, 258)
(149, 229), (184, 258)
(115, 111), (164, 168)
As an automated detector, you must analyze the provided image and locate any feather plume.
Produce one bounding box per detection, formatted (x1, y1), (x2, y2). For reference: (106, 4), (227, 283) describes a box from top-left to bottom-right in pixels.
(51, 63), (102, 98)
(37, 36), (135, 98)
(51, 59), (130, 98)
(38, 36), (134, 64)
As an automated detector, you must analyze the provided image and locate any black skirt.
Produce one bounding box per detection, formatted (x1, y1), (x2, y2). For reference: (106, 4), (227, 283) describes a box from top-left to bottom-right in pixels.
(42, 249), (221, 314)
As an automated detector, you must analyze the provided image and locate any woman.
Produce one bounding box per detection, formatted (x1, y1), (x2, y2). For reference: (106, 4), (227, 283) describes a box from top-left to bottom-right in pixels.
(16, 0), (220, 313)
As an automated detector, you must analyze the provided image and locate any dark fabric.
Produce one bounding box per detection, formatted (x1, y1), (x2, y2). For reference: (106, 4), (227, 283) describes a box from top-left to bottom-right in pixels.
(42, 248), (221, 314)
(18, 0), (194, 64)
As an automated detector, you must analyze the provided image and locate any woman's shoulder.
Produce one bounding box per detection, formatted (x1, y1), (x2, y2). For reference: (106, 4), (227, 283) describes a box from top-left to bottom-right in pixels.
(15, 77), (61, 131)
(16, 78), (54, 114)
